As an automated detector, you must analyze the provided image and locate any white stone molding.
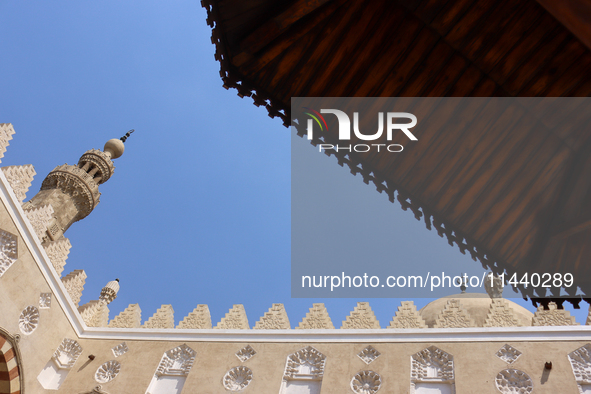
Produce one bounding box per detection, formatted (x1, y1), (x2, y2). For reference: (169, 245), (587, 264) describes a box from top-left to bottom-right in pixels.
(0, 228), (18, 278)
(155, 344), (196, 377)
(109, 304), (142, 328)
(43, 238), (72, 276)
(2, 164), (36, 204)
(61, 269), (87, 307)
(23, 204), (54, 242)
(342, 302), (380, 329)
(494, 369), (533, 393)
(297, 303), (335, 329)
(112, 342), (129, 357)
(254, 303), (290, 329)
(215, 304), (249, 329)
(358, 345), (381, 365)
(532, 302), (578, 326)
(411, 346), (455, 394)
(143, 305), (175, 329)
(19, 305), (40, 335)
(95, 360), (121, 383)
(484, 299), (521, 327)
(0, 123), (15, 161)
(389, 301), (427, 329)
(39, 292), (52, 309)
(79, 300), (109, 328)
(283, 346), (326, 380)
(351, 370), (382, 394)
(433, 299), (475, 328)
(177, 304), (212, 329)
(53, 338), (83, 369)
(236, 344), (256, 362)
(568, 343), (591, 391)
(223, 366), (253, 391)
(496, 344), (522, 364)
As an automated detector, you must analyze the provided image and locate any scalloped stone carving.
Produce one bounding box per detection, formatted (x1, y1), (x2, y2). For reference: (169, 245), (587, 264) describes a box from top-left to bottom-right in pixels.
(112, 342), (129, 357)
(254, 303), (290, 329)
(495, 369), (533, 393)
(95, 360), (121, 383)
(284, 346), (326, 380)
(342, 302), (380, 329)
(177, 304), (212, 329)
(109, 304), (142, 328)
(496, 344), (522, 364)
(19, 305), (40, 335)
(223, 366), (253, 391)
(53, 338), (83, 369)
(155, 344), (196, 377)
(532, 302), (577, 326)
(297, 303), (334, 329)
(389, 301), (427, 329)
(358, 345), (381, 365)
(568, 344), (591, 386)
(39, 292), (52, 309)
(434, 299), (475, 328)
(236, 345), (256, 362)
(215, 304), (249, 329)
(0, 228), (18, 277)
(351, 370), (382, 394)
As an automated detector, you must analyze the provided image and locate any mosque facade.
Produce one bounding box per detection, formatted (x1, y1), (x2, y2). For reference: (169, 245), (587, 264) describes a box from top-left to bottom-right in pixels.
(0, 122), (590, 393)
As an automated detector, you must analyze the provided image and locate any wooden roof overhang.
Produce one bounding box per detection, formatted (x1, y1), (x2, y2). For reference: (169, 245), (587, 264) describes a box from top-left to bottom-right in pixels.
(202, 0), (591, 306)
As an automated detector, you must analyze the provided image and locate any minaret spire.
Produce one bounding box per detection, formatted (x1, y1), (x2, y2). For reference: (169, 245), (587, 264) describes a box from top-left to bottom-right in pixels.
(23, 134), (131, 243)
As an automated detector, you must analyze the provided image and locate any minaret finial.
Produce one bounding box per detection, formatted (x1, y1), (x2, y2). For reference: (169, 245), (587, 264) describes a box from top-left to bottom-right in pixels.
(120, 129), (135, 143)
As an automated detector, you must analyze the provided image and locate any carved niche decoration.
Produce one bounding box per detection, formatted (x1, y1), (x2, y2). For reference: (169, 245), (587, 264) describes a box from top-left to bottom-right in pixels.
(223, 366), (253, 391)
(494, 369), (533, 394)
(0, 228), (18, 277)
(53, 338), (83, 369)
(95, 360), (121, 383)
(284, 346), (326, 380)
(351, 370), (382, 394)
(358, 345), (381, 365)
(411, 346), (454, 390)
(496, 344), (522, 365)
(19, 305), (40, 335)
(112, 342), (129, 358)
(568, 344), (591, 388)
(39, 292), (52, 309)
(155, 344), (196, 377)
(236, 345), (256, 362)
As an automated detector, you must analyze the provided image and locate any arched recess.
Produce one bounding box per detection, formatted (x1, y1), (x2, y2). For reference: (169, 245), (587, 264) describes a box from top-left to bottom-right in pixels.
(0, 327), (23, 394)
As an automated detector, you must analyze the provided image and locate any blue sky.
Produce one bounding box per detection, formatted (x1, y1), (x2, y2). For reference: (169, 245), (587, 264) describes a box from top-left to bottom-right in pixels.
(1, 1), (586, 326)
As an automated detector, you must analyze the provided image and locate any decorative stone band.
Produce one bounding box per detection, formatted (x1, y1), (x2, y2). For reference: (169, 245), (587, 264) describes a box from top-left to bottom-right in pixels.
(78, 149), (115, 184)
(41, 164), (101, 221)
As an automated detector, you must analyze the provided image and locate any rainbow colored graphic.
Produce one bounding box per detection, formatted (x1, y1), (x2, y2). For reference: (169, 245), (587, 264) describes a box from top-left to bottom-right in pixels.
(303, 107), (328, 132)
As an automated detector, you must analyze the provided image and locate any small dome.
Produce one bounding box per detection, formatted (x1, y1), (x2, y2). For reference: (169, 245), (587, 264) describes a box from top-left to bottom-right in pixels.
(103, 279), (120, 294)
(104, 139), (125, 159)
(419, 293), (533, 327)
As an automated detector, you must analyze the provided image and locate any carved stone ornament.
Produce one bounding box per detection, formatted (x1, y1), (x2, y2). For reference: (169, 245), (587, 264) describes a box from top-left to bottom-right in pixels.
(351, 370), (382, 394)
(496, 344), (522, 364)
(43, 238), (72, 276)
(223, 366), (253, 391)
(155, 344), (196, 377)
(216, 304), (249, 329)
(236, 345), (256, 362)
(52, 338), (83, 369)
(80, 385), (110, 394)
(358, 345), (381, 365)
(95, 360), (121, 383)
(2, 164), (36, 203)
(39, 292), (52, 309)
(61, 269), (87, 307)
(411, 346), (454, 382)
(342, 302), (380, 329)
(296, 303), (334, 329)
(494, 369), (533, 394)
(532, 302), (577, 326)
(177, 304), (212, 329)
(78, 149), (115, 184)
(19, 305), (40, 335)
(109, 303), (142, 328)
(389, 301), (427, 329)
(283, 346), (326, 380)
(112, 342), (129, 358)
(433, 299), (475, 328)
(144, 305), (175, 329)
(485, 299), (520, 327)
(484, 273), (504, 298)
(0, 229), (17, 277)
(254, 303), (290, 329)
(568, 344), (591, 384)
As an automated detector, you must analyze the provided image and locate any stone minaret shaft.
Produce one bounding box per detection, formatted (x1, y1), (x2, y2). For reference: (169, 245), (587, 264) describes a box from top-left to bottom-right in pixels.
(23, 138), (126, 242)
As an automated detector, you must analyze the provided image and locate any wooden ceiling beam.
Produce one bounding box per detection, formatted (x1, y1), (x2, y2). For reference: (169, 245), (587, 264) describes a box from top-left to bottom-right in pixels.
(233, 0), (331, 66)
(535, 0), (591, 51)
